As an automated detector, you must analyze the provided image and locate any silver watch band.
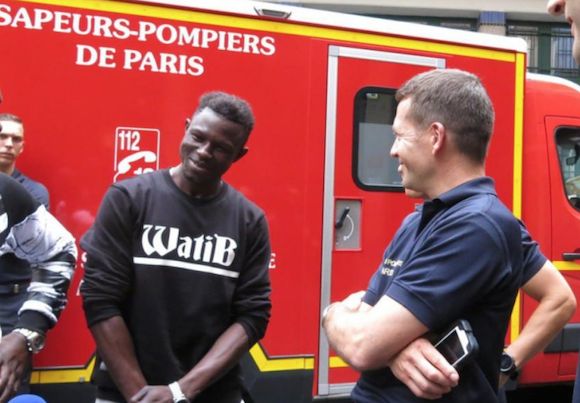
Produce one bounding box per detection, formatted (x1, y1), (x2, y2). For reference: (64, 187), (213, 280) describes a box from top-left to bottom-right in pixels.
(168, 381), (190, 403)
(12, 328), (46, 354)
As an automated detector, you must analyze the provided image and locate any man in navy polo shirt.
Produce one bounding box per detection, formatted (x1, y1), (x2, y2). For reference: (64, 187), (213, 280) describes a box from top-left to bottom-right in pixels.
(384, 208), (575, 401)
(322, 69), (524, 403)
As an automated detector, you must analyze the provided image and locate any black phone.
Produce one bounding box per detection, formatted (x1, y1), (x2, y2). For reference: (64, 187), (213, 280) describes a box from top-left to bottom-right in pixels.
(433, 319), (479, 369)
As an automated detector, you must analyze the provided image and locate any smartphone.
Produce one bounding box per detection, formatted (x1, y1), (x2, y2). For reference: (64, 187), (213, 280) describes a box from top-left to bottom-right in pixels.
(433, 319), (479, 369)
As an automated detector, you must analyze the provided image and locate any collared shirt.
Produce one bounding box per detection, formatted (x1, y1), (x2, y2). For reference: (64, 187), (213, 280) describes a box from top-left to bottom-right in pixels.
(352, 177), (524, 403)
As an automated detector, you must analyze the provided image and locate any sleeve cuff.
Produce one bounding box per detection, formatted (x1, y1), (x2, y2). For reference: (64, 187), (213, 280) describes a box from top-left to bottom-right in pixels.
(16, 311), (52, 335)
(236, 317), (268, 347)
(387, 281), (438, 330)
(83, 301), (124, 329)
(522, 255), (547, 285)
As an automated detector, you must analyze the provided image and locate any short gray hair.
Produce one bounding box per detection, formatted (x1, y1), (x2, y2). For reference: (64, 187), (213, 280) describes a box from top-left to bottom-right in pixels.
(396, 69), (494, 164)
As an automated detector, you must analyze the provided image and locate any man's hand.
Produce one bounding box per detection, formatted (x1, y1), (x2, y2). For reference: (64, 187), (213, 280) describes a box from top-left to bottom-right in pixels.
(0, 332), (30, 402)
(323, 295), (429, 372)
(389, 338), (459, 400)
(322, 291), (367, 328)
(341, 291), (366, 311)
(130, 385), (173, 403)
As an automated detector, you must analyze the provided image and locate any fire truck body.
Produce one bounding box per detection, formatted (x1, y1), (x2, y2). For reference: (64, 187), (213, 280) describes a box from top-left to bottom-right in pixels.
(0, 0), (578, 401)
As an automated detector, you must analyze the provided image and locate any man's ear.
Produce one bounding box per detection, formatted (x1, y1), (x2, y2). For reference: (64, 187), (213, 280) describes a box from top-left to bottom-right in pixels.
(430, 122), (446, 155)
(234, 147), (249, 162)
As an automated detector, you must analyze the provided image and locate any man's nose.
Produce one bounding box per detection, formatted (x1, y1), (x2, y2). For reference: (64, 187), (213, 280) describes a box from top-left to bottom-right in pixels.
(197, 142), (212, 158)
(4, 136), (13, 147)
(547, 0), (565, 16)
(390, 140), (398, 157)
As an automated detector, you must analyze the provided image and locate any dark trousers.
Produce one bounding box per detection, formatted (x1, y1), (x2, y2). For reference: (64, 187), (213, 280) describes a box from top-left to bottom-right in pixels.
(498, 387), (507, 403)
(573, 356), (580, 403)
(0, 291), (32, 395)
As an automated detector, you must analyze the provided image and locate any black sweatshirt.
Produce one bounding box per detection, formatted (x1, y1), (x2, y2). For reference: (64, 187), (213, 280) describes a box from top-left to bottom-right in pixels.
(81, 169), (271, 403)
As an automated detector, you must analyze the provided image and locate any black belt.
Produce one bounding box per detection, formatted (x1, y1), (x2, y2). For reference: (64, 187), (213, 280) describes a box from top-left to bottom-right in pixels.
(0, 282), (30, 294)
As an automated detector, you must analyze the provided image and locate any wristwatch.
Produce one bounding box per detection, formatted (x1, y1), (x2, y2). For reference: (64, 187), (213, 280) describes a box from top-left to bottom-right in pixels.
(168, 381), (190, 403)
(500, 351), (519, 380)
(12, 328), (46, 354)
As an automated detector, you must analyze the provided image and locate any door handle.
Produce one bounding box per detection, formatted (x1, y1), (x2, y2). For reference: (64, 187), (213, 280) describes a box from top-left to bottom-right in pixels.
(563, 253), (580, 261)
(335, 207), (350, 229)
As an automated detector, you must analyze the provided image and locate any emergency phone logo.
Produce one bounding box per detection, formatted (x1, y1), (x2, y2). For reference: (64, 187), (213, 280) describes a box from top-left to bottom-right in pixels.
(114, 127), (160, 182)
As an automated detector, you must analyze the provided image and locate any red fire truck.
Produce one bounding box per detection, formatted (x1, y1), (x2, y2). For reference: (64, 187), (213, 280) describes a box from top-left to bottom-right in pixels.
(1, 0), (579, 401)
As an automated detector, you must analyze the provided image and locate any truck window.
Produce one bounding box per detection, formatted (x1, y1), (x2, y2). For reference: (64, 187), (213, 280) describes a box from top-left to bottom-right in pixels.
(556, 127), (580, 210)
(353, 87), (403, 192)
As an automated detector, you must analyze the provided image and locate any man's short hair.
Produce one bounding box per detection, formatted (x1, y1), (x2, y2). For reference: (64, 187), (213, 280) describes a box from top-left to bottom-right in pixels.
(195, 92), (255, 139)
(395, 69), (494, 164)
(0, 113), (23, 125)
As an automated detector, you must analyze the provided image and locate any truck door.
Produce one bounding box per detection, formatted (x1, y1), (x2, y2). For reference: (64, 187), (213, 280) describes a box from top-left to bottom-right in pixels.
(318, 46), (446, 397)
(545, 117), (580, 376)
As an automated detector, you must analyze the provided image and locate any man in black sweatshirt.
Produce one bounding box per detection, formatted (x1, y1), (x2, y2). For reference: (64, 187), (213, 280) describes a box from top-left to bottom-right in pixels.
(81, 92), (272, 403)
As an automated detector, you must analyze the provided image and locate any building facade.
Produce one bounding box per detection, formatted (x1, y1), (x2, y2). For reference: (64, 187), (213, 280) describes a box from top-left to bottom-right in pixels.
(264, 0), (579, 82)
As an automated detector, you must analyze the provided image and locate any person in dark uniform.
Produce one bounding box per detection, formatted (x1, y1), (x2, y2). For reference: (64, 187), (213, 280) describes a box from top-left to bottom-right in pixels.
(382, 217), (575, 401)
(323, 69), (524, 403)
(0, 90), (77, 403)
(0, 113), (51, 395)
(0, 173), (77, 403)
(0, 113), (49, 208)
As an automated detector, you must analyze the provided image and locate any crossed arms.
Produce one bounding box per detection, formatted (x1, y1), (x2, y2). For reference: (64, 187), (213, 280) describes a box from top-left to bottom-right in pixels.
(324, 260), (575, 400)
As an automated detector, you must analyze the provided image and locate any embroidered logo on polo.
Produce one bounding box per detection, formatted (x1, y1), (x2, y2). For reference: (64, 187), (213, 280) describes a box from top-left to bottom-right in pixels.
(381, 257), (403, 276)
(134, 224), (240, 278)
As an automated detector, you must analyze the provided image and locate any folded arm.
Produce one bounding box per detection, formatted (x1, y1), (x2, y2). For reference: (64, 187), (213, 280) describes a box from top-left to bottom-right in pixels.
(323, 291), (428, 372)
(2, 205), (77, 333)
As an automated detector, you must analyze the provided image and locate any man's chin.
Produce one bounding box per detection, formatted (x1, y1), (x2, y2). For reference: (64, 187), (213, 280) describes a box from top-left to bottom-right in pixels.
(0, 159), (14, 171)
(404, 188), (424, 199)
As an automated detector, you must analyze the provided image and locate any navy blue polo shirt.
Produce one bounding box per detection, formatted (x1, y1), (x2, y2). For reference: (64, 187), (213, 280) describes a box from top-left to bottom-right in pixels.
(351, 177), (524, 403)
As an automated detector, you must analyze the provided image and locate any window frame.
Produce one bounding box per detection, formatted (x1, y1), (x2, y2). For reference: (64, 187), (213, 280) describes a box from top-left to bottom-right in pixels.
(554, 125), (580, 211)
(352, 86), (404, 193)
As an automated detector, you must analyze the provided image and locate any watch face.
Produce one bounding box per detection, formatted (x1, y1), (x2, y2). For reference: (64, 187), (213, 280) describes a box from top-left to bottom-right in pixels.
(501, 352), (515, 372)
(31, 334), (46, 352)
(15, 329), (46, 353)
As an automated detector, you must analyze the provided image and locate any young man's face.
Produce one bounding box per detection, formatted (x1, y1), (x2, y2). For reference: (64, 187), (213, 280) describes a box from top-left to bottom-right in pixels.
(178, 107), (247, 195)
(0, 120), (24, 171)
(548, 0), (580, 64)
